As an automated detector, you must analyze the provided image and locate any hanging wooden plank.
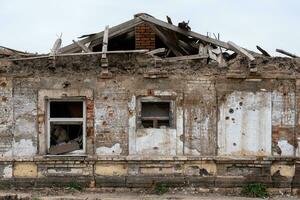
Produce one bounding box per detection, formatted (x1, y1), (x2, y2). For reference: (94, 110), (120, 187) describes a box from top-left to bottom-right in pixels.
(228, 41), (255, 61)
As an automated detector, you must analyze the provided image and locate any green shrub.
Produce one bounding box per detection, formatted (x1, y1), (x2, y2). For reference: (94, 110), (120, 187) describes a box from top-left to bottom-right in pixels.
(65, 182), (82, 191)
(154, 183), (168, 195)
(241, 183), (268, 198)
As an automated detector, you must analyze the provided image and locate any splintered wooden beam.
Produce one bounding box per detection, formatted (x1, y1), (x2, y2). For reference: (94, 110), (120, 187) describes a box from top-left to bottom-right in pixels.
(276, 49), (298, 58)
(101, 25), (109, 63)
(72, 40), (91, 53)
(147, 23), (183, 56)
(256, 46), (270, 57)
(228, 41), (255, 61)
(50, 38), (62, 56)
(139, 15), (231, 49)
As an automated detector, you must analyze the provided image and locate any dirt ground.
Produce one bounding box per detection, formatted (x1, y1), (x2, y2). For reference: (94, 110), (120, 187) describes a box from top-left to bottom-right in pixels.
(1, 189), (300, 200)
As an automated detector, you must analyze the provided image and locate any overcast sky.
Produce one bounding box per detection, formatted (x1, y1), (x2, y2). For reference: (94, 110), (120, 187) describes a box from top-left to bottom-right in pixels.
(0, 0), (299, 56)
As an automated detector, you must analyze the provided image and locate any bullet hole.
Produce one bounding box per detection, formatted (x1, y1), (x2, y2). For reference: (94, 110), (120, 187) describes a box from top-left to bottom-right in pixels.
(102, 121), (107, 126)
(229, 108), (234, 114)
(253, 109), (255, 111)
(225, 116), (229, 120)
(103, 96), (108, 100)
(112, 150), (115, 153)
(194, 117), (198, 121)
(239, 102), (243, 106)
(233, 143), (237, 146)
(283, 93), (287, 96)
(242, 132), (245, 135)
(62, 81), (71, 88)
(48, 66), (56, 71)
(153, 147), (158, 150)
(0, 82), (7, 87)
(236, 107), (238, 110)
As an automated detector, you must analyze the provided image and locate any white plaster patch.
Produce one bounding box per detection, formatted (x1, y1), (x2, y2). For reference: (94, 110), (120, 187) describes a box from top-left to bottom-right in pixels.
(278, 139), (294, 156)
(3, 165), (12, 178)
(297, 138), (300, 157)
(135, 128), (177, 155)
(128, 96), (137, 154)
(184, 146), (200, 155)
(12, 139), (36, 156)
(218, 91), (272, 156)
(96, 143), (122, 155)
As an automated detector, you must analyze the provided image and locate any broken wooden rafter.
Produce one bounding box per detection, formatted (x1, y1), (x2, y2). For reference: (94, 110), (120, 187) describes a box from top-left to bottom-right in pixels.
(256, 46), (270, 57)
(276, 49), (298, 58)
(139, 15), (231, 50)
(227, 41), (255, 61)
(147, 23), (183, 56)
(72, 40), (91, 53)
(59, 17), (144, 53)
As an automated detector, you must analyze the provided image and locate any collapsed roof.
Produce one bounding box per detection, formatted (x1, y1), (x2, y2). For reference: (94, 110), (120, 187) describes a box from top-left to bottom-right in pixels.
(1, 13), (298, 70)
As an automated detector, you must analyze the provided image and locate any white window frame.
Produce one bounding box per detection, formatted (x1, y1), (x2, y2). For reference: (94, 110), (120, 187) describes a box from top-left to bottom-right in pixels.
(137, 96), (176, 129)
(47, 99), (86, 154)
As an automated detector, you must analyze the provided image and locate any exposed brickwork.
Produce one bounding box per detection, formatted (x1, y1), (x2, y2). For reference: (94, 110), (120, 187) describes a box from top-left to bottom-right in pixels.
(135, 23), (155, 50)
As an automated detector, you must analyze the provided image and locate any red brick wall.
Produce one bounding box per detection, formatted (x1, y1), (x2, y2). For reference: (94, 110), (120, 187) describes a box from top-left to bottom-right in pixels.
(135, 23), (155, 50)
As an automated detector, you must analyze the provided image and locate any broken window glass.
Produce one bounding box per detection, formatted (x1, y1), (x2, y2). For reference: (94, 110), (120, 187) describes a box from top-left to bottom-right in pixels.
(48, 101), (85, 155)
(141, 102), (171, 128)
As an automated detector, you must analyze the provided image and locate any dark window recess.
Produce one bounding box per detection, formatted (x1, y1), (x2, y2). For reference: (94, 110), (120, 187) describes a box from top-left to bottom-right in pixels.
(141, 102), (171, 128)
(50, 101), (83, 118)
(49, 122), (83, 154)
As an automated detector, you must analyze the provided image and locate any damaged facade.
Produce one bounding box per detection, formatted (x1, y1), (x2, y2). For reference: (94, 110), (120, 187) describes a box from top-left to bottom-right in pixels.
(0, 13), (300, 191)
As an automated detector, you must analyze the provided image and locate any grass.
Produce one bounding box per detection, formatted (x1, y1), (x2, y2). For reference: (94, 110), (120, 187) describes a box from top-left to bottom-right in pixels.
(154, 183), (169, 195)
(241, 183), (268, 198)
(65, 182), (83, 191)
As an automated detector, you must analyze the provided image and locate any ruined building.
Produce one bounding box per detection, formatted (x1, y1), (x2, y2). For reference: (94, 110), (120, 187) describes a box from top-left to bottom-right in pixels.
(0, 13), (300, 191)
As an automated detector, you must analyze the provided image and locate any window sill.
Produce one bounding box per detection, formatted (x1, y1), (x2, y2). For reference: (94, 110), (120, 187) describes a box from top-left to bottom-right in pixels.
(44, 154), (88, 158)
(138, 128), (176, 130)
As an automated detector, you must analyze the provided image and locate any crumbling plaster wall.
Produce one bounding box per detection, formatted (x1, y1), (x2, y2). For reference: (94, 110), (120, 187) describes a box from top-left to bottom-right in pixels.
(217, 79), (297, 157)
(0, 54), (299, 159)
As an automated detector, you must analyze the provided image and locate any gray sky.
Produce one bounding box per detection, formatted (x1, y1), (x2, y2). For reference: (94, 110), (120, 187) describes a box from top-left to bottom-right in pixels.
(0, 0), (299, 56)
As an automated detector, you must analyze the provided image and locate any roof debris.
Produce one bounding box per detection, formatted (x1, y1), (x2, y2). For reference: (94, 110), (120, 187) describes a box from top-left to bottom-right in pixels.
(0, 13), (298, 69)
